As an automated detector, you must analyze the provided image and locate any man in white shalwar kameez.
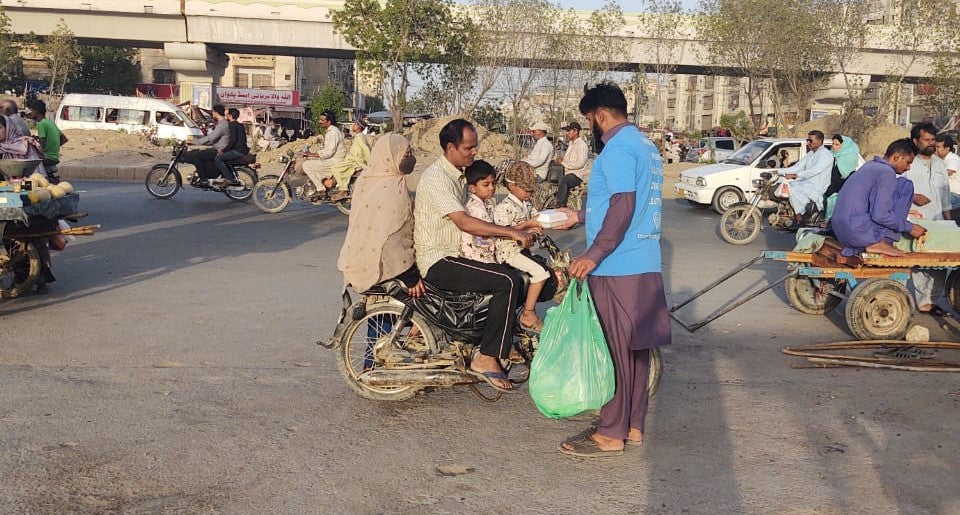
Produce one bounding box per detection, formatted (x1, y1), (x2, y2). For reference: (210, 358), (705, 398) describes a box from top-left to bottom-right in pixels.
(778, 130), (834, 218)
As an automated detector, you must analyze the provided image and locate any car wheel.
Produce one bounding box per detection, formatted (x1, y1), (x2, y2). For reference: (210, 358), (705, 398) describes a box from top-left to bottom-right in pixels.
(711, 186), (744, 214)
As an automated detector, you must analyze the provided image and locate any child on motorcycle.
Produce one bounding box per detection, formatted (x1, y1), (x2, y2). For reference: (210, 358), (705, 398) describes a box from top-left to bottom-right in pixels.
(462, 160), (548, 333)
(495, 161), (550, 332)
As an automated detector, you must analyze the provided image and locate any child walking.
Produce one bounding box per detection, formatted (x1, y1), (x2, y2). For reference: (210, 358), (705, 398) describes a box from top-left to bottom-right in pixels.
(494, 161), (549, 332)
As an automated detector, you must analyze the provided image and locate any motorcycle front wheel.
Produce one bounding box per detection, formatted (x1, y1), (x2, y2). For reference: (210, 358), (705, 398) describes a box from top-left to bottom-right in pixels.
(145, 164), (181, 199)
(223, 167), (257, 201)
(252, 176), (291, 213)
(719, 203), (762, 245)
(337, 304), (436, 402)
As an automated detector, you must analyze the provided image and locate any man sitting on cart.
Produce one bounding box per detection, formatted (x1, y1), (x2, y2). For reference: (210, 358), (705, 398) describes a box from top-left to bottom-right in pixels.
(832, 139), (927, 257)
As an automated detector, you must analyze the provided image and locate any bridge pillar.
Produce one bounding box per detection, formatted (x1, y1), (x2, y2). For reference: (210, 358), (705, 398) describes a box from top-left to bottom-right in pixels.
(163, 42), (229, 108)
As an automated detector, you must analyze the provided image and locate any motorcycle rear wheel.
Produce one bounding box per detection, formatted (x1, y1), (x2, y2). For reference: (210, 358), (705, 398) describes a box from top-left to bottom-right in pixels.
(719, 203), (762, 245)
(337, 304), (436, 401)
(223, 167), (257, 201)
(145, 164), (181, 199)
(252, 176), (291, 213)
(0, 239), (40, 299)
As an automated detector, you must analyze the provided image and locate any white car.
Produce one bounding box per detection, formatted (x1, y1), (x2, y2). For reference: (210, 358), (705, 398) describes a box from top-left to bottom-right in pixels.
(675, 138), (828, 213)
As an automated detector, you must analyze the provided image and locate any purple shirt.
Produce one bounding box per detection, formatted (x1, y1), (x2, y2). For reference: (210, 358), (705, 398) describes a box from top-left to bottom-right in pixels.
(832, 157), (914, 255)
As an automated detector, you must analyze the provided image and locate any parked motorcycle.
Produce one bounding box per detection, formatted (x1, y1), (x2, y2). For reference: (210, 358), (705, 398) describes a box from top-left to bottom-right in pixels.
(144, 141), (259, 201)
(719, 171), (826, 245)
(323, 235), (662, 402)
(251, 151), (356, 215)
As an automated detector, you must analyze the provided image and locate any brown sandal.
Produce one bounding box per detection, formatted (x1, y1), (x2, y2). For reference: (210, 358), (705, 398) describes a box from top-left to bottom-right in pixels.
(558, 435), (624, 458)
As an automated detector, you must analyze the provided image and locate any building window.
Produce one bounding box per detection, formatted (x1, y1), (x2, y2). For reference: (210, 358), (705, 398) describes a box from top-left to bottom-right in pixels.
(704, 76), (714, 89)
(236, 67), (273, 88)
(702, 114), (713, 128)
(152, 69), (176, 85)
(703, 95), (714, 111)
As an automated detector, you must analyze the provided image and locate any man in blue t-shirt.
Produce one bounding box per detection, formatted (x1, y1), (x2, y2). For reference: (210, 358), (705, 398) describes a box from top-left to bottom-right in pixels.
(556, 82), (671, 458)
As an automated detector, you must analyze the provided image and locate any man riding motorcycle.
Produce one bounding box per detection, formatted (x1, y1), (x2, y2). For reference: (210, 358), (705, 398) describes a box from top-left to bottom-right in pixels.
(187, 104), (230, 182)
(212, 108), (251, 187)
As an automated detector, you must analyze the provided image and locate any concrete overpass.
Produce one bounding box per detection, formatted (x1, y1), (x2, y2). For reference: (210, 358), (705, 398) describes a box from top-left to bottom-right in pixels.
(0, 0), (939, 103)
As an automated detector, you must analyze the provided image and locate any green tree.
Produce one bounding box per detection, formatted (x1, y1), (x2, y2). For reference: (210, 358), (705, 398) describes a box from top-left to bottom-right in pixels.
(68, 46), (139, 94)
(473, 102), (506, 133)
(309, 82), (348, 132)
(333, 0), (468, 131)
(719, 110), (752, 140)
(41, 19), (79, 96)
(639, 0), (686, 128)
(0, 7), (23, 92)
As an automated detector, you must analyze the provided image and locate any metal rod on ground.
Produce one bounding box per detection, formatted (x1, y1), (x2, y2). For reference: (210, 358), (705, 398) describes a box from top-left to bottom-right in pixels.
(673, 271), (795, 332)
(670, 254), (765, 312)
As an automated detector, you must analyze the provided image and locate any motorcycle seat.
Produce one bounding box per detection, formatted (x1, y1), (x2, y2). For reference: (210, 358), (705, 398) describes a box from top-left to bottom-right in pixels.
(227, 153), (257, 166)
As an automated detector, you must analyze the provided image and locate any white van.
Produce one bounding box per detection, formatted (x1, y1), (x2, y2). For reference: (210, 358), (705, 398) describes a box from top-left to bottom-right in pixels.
(55, 94), (203, 141)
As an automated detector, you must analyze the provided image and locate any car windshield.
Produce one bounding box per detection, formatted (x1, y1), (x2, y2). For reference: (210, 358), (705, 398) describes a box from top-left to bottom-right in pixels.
(722, 140), (771, 165)
(176, 110), (198, 129)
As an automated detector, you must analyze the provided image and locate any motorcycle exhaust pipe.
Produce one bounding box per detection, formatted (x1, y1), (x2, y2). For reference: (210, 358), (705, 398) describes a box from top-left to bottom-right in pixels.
(358, 369), (478, 388)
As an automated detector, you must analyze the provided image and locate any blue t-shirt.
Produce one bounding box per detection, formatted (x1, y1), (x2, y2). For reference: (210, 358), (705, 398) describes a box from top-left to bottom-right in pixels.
(585, 125), (664, 276)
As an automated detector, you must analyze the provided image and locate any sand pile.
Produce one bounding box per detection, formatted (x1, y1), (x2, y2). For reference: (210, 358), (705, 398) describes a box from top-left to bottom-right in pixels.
(255, 133), (325, 168)
(405, 115), (513, 161)
(61, 129), (165, 162)
(795, 114), (909, 158)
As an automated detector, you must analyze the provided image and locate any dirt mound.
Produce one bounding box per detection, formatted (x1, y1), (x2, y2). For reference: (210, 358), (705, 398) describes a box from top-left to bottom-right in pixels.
(61, 129), (163, 162)
(405, 115), (513, 161)
(795, 114), (909, 158)
(255, 134), (325, 168)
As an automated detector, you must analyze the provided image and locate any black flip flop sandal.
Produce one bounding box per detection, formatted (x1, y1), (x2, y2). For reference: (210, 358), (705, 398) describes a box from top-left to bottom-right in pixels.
(558, 435), (624, 458)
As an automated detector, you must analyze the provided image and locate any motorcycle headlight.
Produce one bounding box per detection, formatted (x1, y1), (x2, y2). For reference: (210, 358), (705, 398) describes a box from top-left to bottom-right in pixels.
(752, 179), (764, 188)
(280, 155), (289, 164)
(695, 177), (706, 187)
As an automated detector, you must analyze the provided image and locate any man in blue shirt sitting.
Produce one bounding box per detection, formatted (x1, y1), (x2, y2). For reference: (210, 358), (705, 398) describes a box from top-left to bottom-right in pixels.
(832, 139), (927, 257)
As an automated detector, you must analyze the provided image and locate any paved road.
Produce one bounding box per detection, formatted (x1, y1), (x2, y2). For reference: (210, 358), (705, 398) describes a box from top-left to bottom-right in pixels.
(2, 181), (958, 514)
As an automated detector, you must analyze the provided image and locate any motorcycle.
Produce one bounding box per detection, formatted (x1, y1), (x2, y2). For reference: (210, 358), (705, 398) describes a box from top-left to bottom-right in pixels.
(322, 235), (662, 402)
(719, 171), (826, 245)
(144, 141), (259, 201)
(251, 151), (357, 215)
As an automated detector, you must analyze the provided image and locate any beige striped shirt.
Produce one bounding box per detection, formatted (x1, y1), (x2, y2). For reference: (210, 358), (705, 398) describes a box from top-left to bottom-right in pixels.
(414, 156), (467, 273)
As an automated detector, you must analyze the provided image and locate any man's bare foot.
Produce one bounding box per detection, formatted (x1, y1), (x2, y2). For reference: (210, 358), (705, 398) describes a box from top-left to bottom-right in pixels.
(560, 432), (624, 453)
(865, 241), (905, 257)
(470, 353), (512, 390)
(519, 309), (543, 332)
(626, 428), (644, 445)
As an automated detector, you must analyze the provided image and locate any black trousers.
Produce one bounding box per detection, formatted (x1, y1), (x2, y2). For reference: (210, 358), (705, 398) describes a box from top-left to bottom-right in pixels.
(556, 173), (583, 207)
(425, 257), (522, 360)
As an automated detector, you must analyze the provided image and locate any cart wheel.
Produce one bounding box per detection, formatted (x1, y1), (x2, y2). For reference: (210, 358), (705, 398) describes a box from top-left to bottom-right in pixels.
(0, 240), (40, 299)
(946, 270), (960, 313)
(844, 278), (912, 340)
(785, 275), (845, 315)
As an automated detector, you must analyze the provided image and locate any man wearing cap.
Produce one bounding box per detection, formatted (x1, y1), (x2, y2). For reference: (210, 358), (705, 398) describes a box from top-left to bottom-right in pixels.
(523, 121), (554, 181)
(556, 121), (590, 208)
(298, 110), (345, 197)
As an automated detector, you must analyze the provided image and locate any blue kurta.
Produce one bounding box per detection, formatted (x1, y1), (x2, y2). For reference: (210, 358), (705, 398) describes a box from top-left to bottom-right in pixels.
(832, 157), (914, 255)
(779, 146), (834, 214)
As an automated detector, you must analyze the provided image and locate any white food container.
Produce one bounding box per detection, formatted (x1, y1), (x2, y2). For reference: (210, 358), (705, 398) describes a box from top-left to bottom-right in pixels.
(536, 209), (568, 229)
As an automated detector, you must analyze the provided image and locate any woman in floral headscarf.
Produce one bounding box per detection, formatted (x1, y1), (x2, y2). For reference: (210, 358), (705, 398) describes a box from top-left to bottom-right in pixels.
(0, 115), (46, 175)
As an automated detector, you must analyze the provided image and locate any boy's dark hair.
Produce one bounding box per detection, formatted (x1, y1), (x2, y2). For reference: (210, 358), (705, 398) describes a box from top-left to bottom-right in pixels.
(807, 130), (824, 142)
(579, 81), (628, 117)
(910, 122), (937, 140)
(212, 104), (225, 116)
(228, 107), (240, 119)
(321, 110), (337, 125)
(439, 118), (475, 152)
(935, 133), (955, 149)
(27, 98), (46, 115)
(885, 138), (919, 157)
(465, 159), (496, 185)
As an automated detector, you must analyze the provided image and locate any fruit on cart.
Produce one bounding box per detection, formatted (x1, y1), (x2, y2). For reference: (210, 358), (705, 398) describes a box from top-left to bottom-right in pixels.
(48, 184), (66, 199)
(59, 181), (74, 194)
(29, 173), (49, 188)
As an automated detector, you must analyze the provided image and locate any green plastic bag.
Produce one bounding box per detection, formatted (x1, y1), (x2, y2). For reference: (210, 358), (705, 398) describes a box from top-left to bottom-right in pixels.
(528, 279), (615, 419)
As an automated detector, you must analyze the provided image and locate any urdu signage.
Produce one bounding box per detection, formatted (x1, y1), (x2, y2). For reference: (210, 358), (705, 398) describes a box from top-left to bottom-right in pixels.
(218, 87), (300, 106)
